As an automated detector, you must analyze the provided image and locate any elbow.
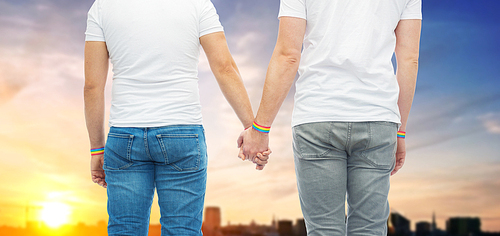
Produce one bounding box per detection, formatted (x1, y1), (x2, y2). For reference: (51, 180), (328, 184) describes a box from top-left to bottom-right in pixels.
(396, 50), (419, 67)
(84, 82), (104, 94)
(279, 48), (301, 66)
(215, 61), (237, 77)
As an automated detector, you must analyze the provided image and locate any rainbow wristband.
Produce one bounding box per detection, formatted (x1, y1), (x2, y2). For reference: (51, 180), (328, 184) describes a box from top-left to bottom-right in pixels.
(252, 121), (270, 133)
(91, 147), (105, 156)
(397, 131), (406, 139)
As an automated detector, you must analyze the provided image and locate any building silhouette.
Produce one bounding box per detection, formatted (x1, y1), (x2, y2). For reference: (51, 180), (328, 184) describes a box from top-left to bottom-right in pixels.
(446, 217), (481, 236)
(294, 218), (306, 236)
(432, 211), (437, 233)
(202, 206), (222, 236)
(388, 212), (411, 236)
(278, 220), (293, 236)
(416, 221), (431, 236)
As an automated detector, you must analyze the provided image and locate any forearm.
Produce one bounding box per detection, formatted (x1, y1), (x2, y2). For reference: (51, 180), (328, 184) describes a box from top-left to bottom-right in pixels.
(213, 60), (254, 129)
(396, 60), (418, 131)
(84, 41), (109, 149)
(254, 52), (300, 127)
(84, 87), (106, 148)
(394, 19), (421, 132)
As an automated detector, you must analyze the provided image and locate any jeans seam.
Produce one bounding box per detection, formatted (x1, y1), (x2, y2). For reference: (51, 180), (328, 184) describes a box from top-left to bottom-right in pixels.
(346, 122), (352, 151)
(156, 135), (169, 164)
(144, 128), (154, 161)
(127, 135), (134, 160)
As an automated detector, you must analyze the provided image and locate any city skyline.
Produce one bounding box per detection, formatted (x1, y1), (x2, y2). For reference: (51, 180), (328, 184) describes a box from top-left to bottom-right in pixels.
(0, 0), (499, 232)
(1, 205), (499, 236)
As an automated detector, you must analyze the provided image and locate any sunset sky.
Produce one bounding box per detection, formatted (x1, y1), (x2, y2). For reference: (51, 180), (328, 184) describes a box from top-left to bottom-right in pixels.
(0, 0), (499, 232)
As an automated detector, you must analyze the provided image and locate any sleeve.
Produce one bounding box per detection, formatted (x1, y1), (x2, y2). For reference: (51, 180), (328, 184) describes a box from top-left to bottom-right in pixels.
(401, 0), (422, 20)
(85, 0), (105, 42)
(278, 0), (306, 20)
(199, 0), (224, 37)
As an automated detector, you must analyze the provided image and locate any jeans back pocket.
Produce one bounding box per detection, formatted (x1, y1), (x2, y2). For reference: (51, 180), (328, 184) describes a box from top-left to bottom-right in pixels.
(104, 133), (134, 170)
(156, 134), (201, 171)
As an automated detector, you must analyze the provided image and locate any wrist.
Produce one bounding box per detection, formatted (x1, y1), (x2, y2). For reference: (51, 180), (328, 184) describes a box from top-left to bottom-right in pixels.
(397, 131), (406, 139)
(252, 121), (270, 134)
(91, 146), (105, 156)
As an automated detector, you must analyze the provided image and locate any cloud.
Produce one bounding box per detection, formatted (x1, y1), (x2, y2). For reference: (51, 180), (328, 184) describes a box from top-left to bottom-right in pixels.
(478, 113), (500, 134)
(406, 92), (500, 151)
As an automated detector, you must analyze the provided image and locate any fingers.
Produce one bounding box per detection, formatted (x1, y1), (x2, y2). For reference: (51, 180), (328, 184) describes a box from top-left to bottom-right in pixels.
(238, 147), (246, 161)
(91, 155), (107, 188)
(92, 171), (107, 188)
(262, 149), (272, 156)
(256, 152), (270, 161)
(256, 164), (265, 171)
(252, 154), (268, 165)
(391, 154), (405, 176)
(237, 131), (244, 148)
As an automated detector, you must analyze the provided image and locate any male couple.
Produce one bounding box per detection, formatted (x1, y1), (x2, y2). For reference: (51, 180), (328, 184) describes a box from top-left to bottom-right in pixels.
(84, 0), (421, 235)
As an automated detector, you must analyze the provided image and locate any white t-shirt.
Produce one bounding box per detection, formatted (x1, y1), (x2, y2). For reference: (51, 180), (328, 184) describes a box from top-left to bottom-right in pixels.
(85, 0), (223, 127)
(279, 0), (422, 127)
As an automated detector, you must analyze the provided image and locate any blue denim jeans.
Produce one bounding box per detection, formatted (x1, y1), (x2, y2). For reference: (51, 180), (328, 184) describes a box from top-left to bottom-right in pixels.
(104, 125), (207, 236)
(292, 122), (397, 236)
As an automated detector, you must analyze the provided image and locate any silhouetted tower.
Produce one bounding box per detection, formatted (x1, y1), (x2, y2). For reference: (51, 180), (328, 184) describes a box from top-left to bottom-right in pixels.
(446, 217), (481, 236)
(295, 218), (307, 236)
(278, 220), (293, 236)
(432, 211), (437, 232)
(203, 207), (221, 236)
(272, 214), (277, 229)
(416, 221), (431, 236)
(204, 207), (221, 228)
(388, 212), (411, 236)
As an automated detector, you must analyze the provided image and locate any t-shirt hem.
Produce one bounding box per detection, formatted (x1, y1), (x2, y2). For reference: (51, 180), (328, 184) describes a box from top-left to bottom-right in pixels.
(278, 13), (306, 20)
(292, 117), (401, 128)
(85, 36), (105, 42)
(109, 121), (203, 128)
(200, 27), (224, 37)
(400, 14), (422, 20)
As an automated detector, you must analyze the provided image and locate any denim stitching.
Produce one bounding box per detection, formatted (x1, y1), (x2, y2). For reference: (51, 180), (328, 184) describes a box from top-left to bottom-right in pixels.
(296, 124), (333, 159)
(359, 123), (396, 168)
(126, 134), (134, 161)
(104, 133), (134, 170)
(144, 128), (154, 161)
(156, 135), (169, 164)
(172, 136), (200, 171)
(346, 123), (352, 152)
(156, 134), (200, 171)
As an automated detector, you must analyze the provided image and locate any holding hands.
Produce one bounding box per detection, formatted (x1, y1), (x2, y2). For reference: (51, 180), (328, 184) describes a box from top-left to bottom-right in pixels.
(237, 123), (272, 170)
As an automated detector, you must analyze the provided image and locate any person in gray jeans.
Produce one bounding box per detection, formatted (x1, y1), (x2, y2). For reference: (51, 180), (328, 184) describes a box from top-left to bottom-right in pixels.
(239, 0), (422, 235)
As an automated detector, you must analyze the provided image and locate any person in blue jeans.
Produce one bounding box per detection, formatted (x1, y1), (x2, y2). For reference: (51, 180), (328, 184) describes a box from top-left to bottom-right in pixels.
(83, 0), (268, 235)
(239, 0), (422, 235)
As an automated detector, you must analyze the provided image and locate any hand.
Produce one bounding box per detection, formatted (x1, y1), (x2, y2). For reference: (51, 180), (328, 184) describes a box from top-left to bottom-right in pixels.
(254, 149), (272, 170)
(237, 128), (269, 161)
(238, 148), (272, 170)
(391, 138), (406, 176)
(91, 154), (107, 188)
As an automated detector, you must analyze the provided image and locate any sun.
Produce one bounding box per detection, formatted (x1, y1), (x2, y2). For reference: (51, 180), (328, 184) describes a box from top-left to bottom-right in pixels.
(40, 202), (71, 228)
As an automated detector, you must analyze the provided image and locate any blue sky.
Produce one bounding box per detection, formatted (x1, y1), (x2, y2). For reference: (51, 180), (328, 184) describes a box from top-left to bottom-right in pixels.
(0, 0), (499, 231)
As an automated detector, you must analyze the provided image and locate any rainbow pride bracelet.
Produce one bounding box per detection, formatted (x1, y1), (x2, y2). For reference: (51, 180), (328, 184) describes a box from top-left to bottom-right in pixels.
(252, 121), (270, 133)
(91, 147), (105, 156)
(397, 131), (406, 139)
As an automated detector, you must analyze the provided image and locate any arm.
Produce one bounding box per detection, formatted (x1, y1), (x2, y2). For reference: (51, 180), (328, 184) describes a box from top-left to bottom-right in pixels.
(241, 17), (307, 161)
(392, 19), (421, 176)
(84, 41), (109, 187)
(200, 32), (254, 129)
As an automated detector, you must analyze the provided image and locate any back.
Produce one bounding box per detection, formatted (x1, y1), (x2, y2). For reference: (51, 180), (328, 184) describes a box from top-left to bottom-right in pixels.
(85, 0), (223, 127)
(279, 0), (422, 126)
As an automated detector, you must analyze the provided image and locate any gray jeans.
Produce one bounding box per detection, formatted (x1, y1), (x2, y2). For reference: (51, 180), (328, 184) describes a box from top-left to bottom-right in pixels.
(292, 122), (397, 236)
